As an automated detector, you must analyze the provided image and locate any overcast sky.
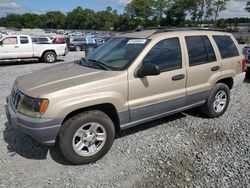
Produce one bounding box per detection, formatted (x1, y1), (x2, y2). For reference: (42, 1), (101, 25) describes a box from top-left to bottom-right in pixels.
(0, 0), (249, 18)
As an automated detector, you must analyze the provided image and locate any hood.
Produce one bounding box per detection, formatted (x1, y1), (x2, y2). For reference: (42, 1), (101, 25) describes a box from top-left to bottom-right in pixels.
(16, 62), (121, 98)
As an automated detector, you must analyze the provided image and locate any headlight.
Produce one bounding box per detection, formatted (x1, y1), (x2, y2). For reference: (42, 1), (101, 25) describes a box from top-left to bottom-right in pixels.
(18, 96), (49, 118)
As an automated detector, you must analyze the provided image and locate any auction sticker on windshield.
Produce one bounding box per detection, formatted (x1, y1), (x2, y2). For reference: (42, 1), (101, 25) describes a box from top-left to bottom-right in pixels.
(127, 39), (147, 44)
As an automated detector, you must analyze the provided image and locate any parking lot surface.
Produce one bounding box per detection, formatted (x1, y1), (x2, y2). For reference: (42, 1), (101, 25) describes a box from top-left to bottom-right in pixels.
(0, 52), (250, 187)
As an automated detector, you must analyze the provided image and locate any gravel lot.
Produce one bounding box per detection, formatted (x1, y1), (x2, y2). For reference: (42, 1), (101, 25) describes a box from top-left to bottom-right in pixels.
(0, 51), (250, 187)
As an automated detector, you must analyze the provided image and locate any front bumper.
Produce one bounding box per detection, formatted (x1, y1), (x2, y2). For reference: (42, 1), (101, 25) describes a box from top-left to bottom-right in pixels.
(5, 96), (64, 145)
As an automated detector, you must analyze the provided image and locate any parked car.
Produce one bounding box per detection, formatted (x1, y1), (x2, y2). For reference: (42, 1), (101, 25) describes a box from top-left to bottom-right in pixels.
(68, 32), (85, 37)
(32, 36), (52, 44)
(0, 35), (68, 63)
(5, 30), (246, 164)
(94, 37), (105, 47)
(236, 37), (246, 45)
(69, 37), (86, 51)
(243, 45), (250, 55)
(52, 36), (70, 49)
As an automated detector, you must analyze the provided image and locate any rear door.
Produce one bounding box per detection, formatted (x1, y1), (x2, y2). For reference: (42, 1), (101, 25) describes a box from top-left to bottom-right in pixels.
(184, 35), (221, 104)
(0, 36), (20, 59)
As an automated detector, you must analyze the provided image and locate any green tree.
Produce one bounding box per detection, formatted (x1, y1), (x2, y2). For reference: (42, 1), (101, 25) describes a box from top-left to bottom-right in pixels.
(1, 14), (23, 28)
(125, 0), (154, 26)
(66, 7), (95, 29)
(93, 7), (119, 30)
(245, 1), (250, 12)
(213, 0), (229, 21)
(165, 0), (190, 26)
(45, 11), (66, 29)
(21, 13), (44, 28)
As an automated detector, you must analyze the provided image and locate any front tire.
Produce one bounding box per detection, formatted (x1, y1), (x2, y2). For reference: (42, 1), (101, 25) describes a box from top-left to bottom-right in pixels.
(201, 83), (230, 118)
(43, 51), (57, 63)
(59, 110), (115, 165)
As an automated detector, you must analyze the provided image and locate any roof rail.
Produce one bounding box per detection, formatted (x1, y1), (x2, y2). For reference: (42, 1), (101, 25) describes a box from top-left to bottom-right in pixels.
(154, 27), (225, 33)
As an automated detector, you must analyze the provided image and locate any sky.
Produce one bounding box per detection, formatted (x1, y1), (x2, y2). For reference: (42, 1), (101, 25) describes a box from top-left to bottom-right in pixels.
(0, 0), (249, 18)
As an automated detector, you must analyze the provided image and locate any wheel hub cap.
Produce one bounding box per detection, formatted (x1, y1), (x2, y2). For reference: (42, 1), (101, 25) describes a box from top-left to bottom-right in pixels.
(213, 90), (227, 113)
(72, 122), (107, 157)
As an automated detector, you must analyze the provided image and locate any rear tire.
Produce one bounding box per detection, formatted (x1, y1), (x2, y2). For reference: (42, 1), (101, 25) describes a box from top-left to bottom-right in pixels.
(43, 51), (57, 63)
(59, 110), (115, 165)
(201, 83), (230, 118)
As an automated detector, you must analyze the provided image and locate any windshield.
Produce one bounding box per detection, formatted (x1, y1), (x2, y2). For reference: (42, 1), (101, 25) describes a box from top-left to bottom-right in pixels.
(86, 37), (149, 70)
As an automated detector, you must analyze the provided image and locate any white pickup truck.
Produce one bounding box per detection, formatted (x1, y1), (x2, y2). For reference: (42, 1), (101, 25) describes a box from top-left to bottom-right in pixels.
(0, 35), (68, 63)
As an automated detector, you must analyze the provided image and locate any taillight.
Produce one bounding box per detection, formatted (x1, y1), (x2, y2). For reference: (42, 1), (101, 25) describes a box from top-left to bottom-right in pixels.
(242, 58), (247, 72)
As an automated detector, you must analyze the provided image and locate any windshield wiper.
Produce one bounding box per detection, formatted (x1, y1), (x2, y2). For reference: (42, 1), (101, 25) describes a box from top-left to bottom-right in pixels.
(87, 59), (111, 70)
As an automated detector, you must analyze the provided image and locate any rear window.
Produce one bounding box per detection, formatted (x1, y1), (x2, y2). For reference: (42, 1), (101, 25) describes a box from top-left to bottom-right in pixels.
(213, 36), (239, 59)
(20, 36), (29, 44)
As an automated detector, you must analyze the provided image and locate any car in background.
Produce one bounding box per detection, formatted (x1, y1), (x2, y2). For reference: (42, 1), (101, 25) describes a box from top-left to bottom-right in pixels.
(0, 35), (67, 63)
(68, 32), (85, 37)
(69, 37), (86, 51)
(243, 45), (250, 55)
(53, 36), (70, 49)
(94, 37), (105, 47)
(236, 38), (246, 45)
(32, 36), (52, 44)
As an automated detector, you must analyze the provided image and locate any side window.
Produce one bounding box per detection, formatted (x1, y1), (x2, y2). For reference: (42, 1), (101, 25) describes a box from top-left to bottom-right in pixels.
(142, 37), (182, 72)
(203, 36), (216, 62)
(32, 38), (38, 42)
(185, 36), (216, 66)
(2, 37), (17, 45)
(20, 36), (29, 44)
(213, 35), (239, 59)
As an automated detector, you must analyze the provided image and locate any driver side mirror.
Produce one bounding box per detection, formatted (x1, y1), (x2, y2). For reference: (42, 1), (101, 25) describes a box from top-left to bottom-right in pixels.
(136, 63), (160, 78)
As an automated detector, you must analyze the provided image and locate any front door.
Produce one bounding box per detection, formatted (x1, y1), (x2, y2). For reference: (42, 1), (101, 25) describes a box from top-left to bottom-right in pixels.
(128, 37), (187, 122)
(0, 36), (20, 59)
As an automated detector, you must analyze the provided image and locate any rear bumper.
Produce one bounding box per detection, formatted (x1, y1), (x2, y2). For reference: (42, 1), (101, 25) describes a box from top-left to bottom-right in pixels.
(5, 96), (64, 145)
(233, 72), (246, 88)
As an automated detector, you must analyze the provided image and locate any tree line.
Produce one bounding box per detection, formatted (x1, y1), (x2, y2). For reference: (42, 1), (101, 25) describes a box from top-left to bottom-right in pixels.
(0, 0), (249, 31)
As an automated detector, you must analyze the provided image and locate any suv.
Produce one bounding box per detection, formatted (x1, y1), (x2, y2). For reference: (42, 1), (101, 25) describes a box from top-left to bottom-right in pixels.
(69, 37), (86, 51)
(5, 30), (246, 164)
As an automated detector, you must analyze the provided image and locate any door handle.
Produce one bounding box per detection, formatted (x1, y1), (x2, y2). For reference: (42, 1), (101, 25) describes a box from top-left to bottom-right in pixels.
(211, 66), (220, 71)
(14, 46), (19, 48)
(172, 74), (185, 81)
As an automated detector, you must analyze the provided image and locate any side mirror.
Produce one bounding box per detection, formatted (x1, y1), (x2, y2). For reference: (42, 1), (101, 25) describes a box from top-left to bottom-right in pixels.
(136, 63), (160, 78)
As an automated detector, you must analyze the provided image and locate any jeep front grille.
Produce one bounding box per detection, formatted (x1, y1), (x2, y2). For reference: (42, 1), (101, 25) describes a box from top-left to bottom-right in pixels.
(11, 88), (22, 110)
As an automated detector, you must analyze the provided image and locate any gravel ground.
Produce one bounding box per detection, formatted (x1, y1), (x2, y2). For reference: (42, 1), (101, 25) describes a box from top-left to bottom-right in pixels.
(0, 52), (250, 187)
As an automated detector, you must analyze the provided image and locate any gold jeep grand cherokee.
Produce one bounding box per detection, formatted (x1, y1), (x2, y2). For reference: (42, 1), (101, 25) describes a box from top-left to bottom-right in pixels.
(5, 29), (246, 164)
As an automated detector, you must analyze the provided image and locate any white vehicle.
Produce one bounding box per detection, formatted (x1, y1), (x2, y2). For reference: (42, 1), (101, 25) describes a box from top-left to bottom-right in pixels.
(0, 35), (68, 63)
